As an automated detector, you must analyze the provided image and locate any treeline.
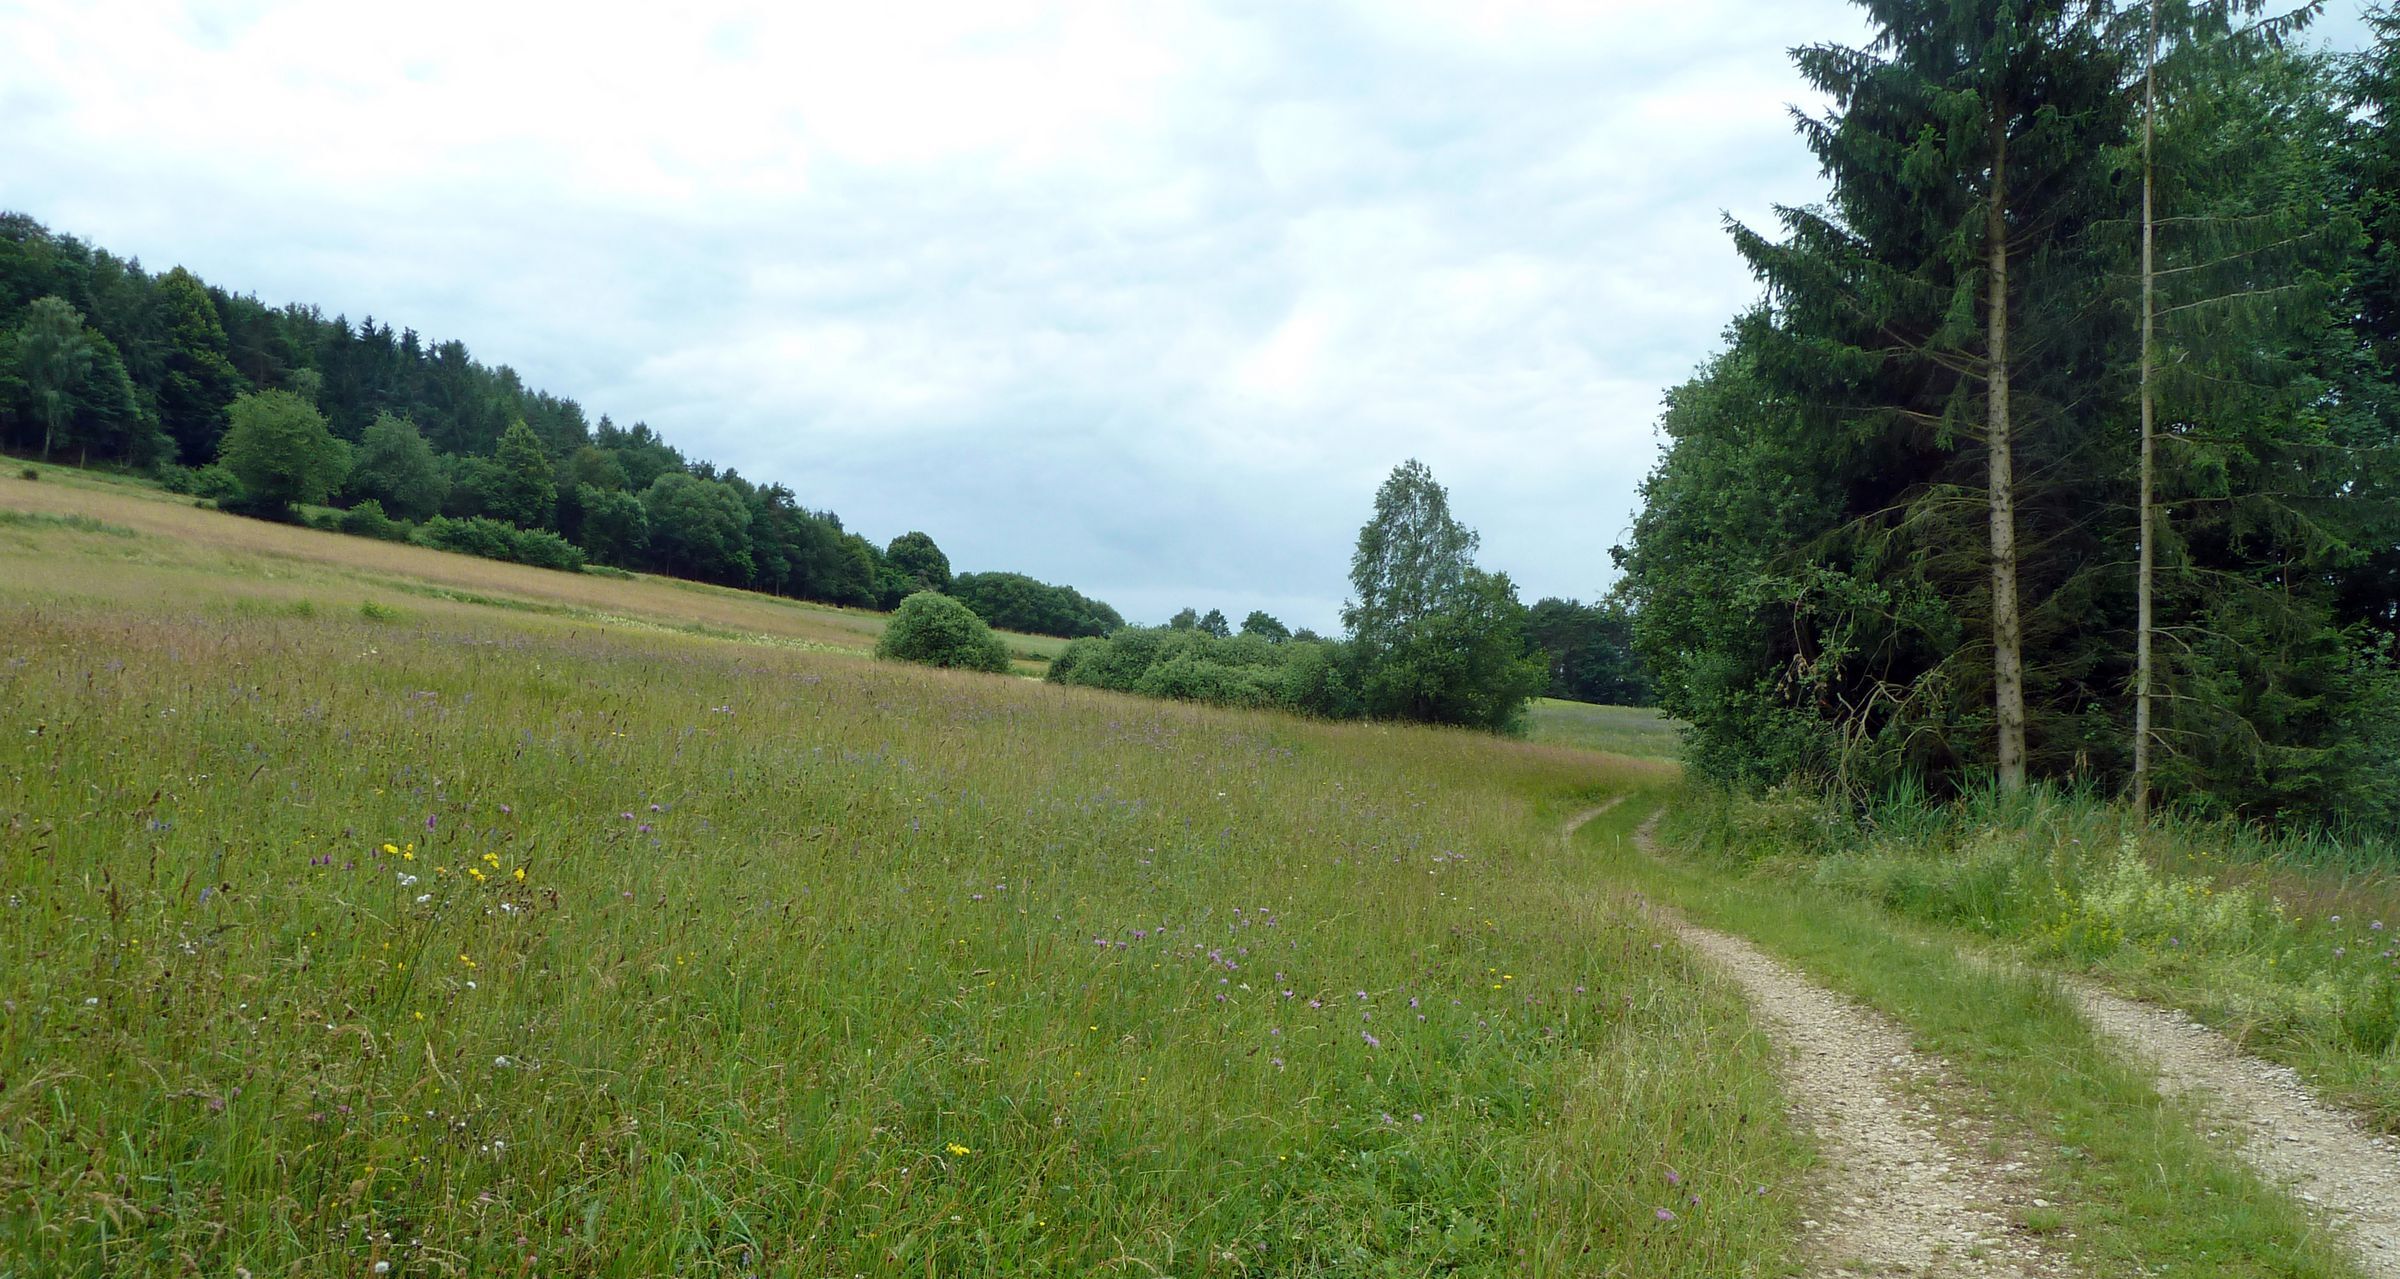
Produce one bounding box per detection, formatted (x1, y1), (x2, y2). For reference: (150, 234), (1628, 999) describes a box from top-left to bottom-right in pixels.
(0, 214), (1118, 631)
(1617, 2), (2400, 828)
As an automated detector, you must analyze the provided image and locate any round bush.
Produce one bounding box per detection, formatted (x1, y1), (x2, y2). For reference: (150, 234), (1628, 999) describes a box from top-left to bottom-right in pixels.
(875, 591), (1010, 673)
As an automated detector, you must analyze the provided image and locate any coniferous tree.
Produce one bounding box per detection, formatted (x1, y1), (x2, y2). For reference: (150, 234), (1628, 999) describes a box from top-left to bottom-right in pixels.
(153, 266), (245, 463)
(490, 419), (556, 529)
(1722, 0), (2133, 791)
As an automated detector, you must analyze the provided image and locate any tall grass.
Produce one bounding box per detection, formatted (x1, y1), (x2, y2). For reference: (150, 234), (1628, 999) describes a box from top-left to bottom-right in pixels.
(0, 549), (1806, 1276)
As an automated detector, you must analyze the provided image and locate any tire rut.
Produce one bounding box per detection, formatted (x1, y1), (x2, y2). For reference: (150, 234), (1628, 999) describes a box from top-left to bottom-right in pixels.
(1569, 804), (2066, 1277)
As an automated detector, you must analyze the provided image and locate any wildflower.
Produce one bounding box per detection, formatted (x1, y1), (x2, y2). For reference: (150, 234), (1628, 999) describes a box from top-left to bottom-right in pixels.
(1664, 1168), (1681, 1186)
(397, 873), (417, 886)
(1361, 1030), (1380, 1049)
(468, 868), (485, 883)
(381, 843), (399, 855)
(946, 1142), (971, 1156)
(512, 867), (526, 883)
(1654, 1208), (1675, 1222)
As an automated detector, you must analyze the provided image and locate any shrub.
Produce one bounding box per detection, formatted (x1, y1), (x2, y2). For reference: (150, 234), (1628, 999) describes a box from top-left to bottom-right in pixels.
(1047, 626), (1363, 718)
(18, 467), (36, 482)
(416, 515), (586, 572)
(875, 591), (1010, 673)
(191, 465), (246, 504)
(338, 499), (413, 542)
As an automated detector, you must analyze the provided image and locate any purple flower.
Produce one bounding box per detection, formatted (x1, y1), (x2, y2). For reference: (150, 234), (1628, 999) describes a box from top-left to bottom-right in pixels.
(1360, 1030), (1380, 1049)
(1309, 999), (1322, 1009)
(637, 823), (652, 834)
(1410, 1112), (1424, 1123)
(1664, 1168), (1680, 1186)
(1654, 1208), (1675, 1222)
(499, 803), (512, 814)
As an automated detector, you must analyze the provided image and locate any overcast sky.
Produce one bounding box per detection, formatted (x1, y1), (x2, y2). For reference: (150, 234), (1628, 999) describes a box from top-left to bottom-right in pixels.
(3, 1), (2381, 629)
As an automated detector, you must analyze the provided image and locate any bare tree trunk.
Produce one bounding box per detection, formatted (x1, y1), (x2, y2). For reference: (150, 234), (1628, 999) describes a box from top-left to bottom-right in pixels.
(2133, 5), (2159, 820)
(1988, 115), (2028, 793)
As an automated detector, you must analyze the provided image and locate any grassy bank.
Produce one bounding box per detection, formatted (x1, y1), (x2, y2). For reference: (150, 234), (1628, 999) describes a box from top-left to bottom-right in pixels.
(0, 501), (1811, 1277)
(1592, 789), (2368, 1278)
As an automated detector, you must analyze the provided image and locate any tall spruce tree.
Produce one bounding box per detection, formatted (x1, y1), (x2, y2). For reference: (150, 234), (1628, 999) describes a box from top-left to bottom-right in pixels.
(1725, 0), (2133, 793)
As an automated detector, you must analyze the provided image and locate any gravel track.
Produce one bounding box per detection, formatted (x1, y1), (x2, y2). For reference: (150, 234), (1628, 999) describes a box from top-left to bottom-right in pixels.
(1568, 805), (2065, 1276)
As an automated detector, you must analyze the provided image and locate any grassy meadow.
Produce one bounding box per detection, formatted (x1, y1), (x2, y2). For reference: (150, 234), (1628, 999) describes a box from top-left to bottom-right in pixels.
(0, 476), (1820, 1277)
(1522, 700), (1680, 761)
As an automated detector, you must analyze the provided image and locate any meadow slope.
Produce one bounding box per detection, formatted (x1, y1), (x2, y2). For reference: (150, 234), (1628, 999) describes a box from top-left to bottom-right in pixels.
(0, 486), (1818, 1278)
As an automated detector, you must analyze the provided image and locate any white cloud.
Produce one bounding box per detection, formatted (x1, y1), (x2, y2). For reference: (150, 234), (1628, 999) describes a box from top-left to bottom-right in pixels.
(25, 1), (2369, 629)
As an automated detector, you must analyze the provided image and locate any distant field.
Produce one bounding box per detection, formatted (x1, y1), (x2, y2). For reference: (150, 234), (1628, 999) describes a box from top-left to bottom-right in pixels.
(1525, 698), (1681, 760)
(0, 481), (1827, 1277)
(0, 464), (1063, 663)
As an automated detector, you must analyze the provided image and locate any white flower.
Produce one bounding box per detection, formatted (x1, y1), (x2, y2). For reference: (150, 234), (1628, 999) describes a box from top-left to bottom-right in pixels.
(415, 894), (431, 905)
(397, 873), (417, 886)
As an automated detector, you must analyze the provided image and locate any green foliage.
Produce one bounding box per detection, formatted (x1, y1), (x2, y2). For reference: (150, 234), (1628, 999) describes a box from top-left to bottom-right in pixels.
(1239, 610), (1289, 642)
(9, 296), (90, 460)
(415, 515), (585, 572)
(574, 485), (648, 567)
(0, 296), (157, 465)
(1048, 627), (1361, 718)
(1198, 607), (1231, 638)
(1344, 460), (1545, 731)
(1524, 597), (1648, 706)
(1167, 607), (1198, 630)
(337, 498), (412, 542)
(562, 444), (629, 493)
(153, 266), (246, 464)
(345, 413), (445, 520)
(640, 472), (752, 584)
(488, 419), (556, 529)
(1616, 7), (2400, 827)
(873, 590), (1010, 673)
(884, 530), (952, 595)
(215, 389), (349, 517)
(950, 571), (1123, 638)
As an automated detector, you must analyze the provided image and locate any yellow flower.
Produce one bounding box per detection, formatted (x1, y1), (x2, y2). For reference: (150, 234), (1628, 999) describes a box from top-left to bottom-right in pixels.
(402, 850), (414, 862)
(459, 953), (476, 968)
(946, 1142), (971, 1156)
(468, 868), (485, 883)
(381, 843), (398, 855)
(482, 852), (500, 867)
(512, 867), (525, 883)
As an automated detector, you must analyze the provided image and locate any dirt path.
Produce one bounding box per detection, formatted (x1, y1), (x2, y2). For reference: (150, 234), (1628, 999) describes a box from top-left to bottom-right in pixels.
(1570, 805), (2064, 1277)
(2060, 980), (2400, 1278)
